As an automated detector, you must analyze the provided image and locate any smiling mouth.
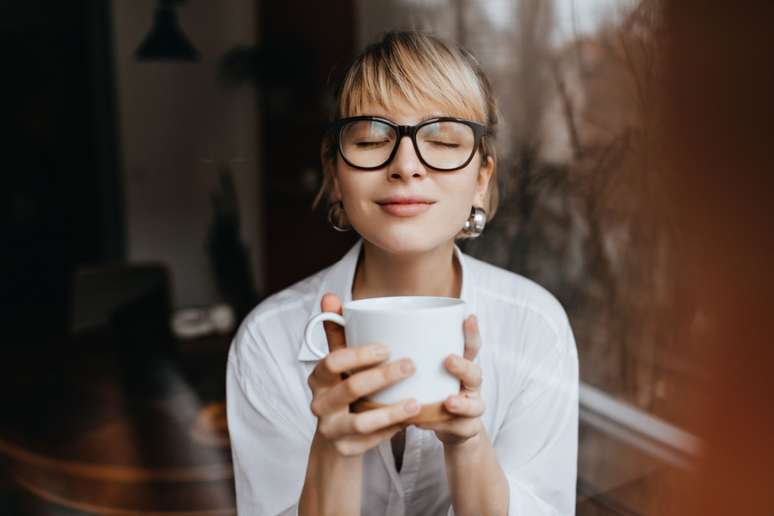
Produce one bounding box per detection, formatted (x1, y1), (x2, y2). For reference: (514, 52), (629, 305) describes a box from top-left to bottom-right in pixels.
(377, 201), (435, 217)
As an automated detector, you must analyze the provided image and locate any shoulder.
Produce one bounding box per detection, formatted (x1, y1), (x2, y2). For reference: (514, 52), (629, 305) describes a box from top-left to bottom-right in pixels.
(227, 266), (329, 375)
(464, 253), (573, 351)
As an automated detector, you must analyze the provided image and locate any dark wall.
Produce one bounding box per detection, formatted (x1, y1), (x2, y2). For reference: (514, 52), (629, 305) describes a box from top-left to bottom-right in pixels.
(1, 0), (122, 341)
(260, 0), (358, 293)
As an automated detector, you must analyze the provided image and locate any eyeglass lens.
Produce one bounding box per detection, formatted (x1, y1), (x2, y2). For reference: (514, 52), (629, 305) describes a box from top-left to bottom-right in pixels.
(339, 119), (476, 170)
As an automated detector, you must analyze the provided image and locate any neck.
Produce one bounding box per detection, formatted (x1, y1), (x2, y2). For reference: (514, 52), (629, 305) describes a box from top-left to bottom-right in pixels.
(351, 240), (462, 301)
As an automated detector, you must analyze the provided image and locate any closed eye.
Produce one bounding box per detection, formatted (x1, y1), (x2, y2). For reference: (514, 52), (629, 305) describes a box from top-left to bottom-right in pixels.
(427, 141), (460, 148)
(355, 140), (391, 148)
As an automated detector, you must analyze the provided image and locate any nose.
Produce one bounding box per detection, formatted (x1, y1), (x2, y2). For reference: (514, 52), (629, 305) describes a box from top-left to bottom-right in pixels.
(387, 135), (427, 180)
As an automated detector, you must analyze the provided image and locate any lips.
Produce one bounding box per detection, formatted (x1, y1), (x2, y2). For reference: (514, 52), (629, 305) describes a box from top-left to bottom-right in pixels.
(376, 196), (436, 205)
(376, 196), (436, 217)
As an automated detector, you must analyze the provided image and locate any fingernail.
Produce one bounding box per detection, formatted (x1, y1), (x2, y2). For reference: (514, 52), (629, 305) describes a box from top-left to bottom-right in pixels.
(448, 396), (459, 409)
(400, 359), (415, 374)
(405, 400), (419, 414)
(372, 344), (389, 357)
(449, 355), (460, 369)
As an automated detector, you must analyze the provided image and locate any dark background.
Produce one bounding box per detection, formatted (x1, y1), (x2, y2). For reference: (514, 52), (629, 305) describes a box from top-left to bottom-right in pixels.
(1, 1), (358, 513)
(2, 0), (123, 344)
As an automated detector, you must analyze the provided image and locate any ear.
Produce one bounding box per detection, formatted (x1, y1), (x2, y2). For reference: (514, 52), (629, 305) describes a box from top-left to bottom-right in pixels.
(328, 164), (343, 203)
(475, 156), (494, 205)
(332, 175), (341, 200)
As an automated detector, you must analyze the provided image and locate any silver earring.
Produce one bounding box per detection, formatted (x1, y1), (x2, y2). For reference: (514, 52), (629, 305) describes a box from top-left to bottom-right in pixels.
(462, 206), (487, 237)
(327, 201), (352, 232)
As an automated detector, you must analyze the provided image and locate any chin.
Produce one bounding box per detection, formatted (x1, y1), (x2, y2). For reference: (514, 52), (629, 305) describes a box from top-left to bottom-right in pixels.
(360, 224), (456, 256)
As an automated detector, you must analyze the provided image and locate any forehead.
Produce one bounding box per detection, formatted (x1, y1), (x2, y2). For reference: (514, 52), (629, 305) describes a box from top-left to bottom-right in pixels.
(348, 98), (479, 127)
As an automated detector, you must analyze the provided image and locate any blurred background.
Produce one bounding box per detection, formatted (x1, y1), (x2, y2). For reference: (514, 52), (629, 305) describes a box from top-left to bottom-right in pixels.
(1, 0), (772, 514)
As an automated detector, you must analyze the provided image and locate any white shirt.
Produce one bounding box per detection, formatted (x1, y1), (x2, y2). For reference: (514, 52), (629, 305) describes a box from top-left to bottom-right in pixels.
(227, 238), (579, 515)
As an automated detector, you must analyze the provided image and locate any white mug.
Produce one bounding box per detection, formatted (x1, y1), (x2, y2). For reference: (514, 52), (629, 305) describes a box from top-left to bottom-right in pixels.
(303, 296), (466, 405)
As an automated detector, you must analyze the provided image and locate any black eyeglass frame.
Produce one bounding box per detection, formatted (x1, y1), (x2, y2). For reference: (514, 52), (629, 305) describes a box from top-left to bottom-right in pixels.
(331, 115), (488, 172)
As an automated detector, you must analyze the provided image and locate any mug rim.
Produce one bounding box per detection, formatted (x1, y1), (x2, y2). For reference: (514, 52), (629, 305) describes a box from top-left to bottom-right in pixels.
(344, 295), (464, 313)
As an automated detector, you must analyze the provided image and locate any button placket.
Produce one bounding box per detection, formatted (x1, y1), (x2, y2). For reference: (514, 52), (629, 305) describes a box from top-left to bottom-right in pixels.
(399, 425), (426, 512)
(378, 440), (405, 495)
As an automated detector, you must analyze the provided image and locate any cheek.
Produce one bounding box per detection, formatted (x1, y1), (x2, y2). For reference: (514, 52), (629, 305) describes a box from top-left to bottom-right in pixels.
(435, 190), (474, 230)
(426, 173), (480, 233)
(336, 170), (378, 214)
(439, 169), (480, 209)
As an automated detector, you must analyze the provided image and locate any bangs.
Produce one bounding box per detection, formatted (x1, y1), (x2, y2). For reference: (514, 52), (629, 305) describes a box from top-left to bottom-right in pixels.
(337, 33), (488, 123)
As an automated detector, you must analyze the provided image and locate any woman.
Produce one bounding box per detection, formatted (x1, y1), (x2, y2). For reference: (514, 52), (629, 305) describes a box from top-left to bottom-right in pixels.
(227, 31), (578, 516)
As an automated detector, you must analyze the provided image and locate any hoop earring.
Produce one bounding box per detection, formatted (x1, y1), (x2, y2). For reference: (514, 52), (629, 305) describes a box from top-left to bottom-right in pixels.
(462, 206), (487, 238)
(327, 201), (352, 232)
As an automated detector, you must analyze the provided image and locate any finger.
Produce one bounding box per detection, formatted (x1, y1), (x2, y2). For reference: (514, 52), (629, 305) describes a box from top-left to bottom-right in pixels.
(463, 314), (482, 361)
(349, 399), (420, 434)
(331, 423), (404, 457)
(321, 399), (420, 438)
(445, 354), (483, 390)
(326, 344), (391, 375)
(444, 394), (485, 418)
(321, 293), (346, 354)
(416, 417), (482, 438)
(310, 342), (390, 390)
(316, 358), (415, 412)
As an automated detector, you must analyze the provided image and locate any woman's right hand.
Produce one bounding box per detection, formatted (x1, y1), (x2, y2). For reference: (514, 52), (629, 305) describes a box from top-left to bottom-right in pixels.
(307, 293), (420, 457)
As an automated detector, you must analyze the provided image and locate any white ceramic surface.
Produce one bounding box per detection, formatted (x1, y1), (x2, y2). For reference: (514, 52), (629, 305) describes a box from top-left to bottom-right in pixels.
(303, 296), (466, 405)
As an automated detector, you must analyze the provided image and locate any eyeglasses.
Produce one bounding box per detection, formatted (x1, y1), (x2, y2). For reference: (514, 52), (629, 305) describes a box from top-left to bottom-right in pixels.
(332, 116), (487, 171)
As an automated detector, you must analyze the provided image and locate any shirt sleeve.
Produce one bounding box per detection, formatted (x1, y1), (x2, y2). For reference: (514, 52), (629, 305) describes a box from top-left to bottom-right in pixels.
(226, 325), (313, 516)
(495, 319), (579, 516)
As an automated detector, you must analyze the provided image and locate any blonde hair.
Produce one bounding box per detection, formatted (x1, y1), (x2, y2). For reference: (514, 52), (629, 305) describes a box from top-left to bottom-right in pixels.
(313, 30), (500, 239)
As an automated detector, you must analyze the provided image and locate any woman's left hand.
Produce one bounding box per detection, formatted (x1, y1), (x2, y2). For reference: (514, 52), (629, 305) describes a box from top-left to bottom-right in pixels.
(416, 314), (485, 447)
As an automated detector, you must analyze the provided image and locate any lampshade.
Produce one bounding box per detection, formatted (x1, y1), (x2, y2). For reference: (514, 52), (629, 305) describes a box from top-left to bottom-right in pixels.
(135, 2), (200, 61)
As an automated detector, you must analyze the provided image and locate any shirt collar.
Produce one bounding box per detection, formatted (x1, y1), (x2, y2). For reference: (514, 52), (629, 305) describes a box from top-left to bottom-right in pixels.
(297, 238), (475, 362)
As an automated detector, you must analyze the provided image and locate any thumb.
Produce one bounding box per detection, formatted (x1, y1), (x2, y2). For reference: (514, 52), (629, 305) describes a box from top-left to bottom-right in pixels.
(321, 293), (346, 354)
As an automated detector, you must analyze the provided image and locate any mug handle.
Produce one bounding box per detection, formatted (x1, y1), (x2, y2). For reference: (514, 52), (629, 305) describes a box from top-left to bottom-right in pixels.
(303, 312), (346, 360)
